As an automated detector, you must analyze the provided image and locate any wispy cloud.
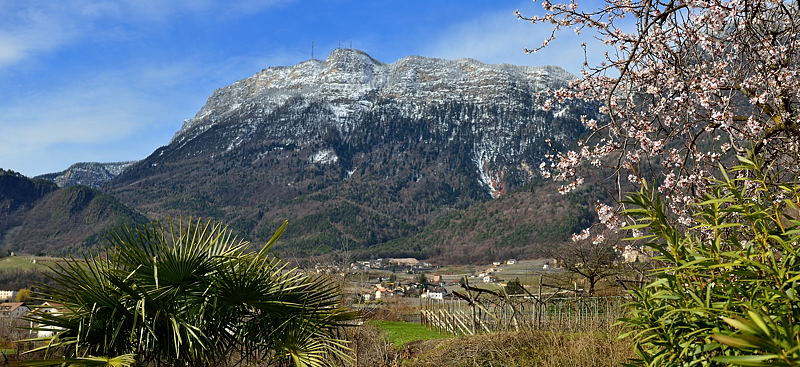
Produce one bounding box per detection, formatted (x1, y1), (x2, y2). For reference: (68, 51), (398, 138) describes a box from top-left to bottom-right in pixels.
(0, 0), (293, 70)
(0, 69), (176, 175)
(0, 2), (83, 68)
(422, 4), (605, 74)
(0, 47), (307, 176)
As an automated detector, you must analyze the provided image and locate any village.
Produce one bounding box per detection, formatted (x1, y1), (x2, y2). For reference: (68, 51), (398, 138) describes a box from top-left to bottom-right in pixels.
(313, 243), (648, 305)
(314, 257), (577, 304)
(1, 296), (64, 355)
(0, 257), (544, 338)
(1, 250), (646, 357)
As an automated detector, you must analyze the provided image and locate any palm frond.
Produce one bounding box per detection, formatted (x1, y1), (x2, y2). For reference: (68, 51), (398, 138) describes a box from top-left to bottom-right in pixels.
(26, 217), (358, 367)
(23, 354), (136, 367)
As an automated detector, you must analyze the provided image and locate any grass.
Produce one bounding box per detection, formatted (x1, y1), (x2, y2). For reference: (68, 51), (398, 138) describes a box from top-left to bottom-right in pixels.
(369, 320), (452, 346)
(435, 264), (478, 275)
(0, 256), (66, 271)
(401, 328), (635, 367)
(348, 323), (634, 366)
(0, 256), (45, 271)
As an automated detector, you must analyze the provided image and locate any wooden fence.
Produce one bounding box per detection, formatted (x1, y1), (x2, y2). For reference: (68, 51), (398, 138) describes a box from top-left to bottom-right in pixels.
(420, 295), (628, 335)
(419, 276), (630, 335)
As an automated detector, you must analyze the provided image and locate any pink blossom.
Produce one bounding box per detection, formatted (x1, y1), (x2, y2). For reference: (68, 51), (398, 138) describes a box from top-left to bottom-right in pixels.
(571, 228), (591, 242)
(519, 0), (800, 216)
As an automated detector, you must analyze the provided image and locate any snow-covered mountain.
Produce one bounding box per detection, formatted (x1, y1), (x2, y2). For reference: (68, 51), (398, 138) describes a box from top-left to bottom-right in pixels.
(109, 49), (598, 258)
(176, 49), (574, 145)
(167, 49), (585, 197)
(37, 161), (137, 189)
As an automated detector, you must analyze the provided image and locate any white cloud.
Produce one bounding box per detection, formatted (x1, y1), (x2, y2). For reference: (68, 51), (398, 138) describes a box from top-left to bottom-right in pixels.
(0, 0), (294, 70)
(0, 3), (82, 68)
(0, 72), (170, 174)
(422, 5), (607, 74)
(0, 48), (308, 176)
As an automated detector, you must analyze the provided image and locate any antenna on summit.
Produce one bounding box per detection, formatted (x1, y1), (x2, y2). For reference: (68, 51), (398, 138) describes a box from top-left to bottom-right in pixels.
(311, 41), (315, 60)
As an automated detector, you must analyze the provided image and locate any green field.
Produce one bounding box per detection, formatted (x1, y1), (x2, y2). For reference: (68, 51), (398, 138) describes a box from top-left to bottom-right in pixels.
(0, 256), (63, 271)
(369, 320), (452, 346)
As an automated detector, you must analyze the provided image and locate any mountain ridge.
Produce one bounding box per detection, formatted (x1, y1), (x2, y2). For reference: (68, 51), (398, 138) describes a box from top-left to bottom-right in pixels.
(36, 161), (137, 189)
(4, 50), (602, 262)
(105, 49), (598, 260)
(173, 49), (575, 150)
(0, 169), (147, 255)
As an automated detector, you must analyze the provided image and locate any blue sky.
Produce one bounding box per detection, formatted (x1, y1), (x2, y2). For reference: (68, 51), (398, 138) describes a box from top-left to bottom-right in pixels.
(0, 0), (597, 177)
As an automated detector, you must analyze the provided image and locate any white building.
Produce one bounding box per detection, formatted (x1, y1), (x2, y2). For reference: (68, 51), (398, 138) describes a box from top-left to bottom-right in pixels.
(425, 290), (444, 300)
(0, 290), (16, 302)
(35, 302), (66, 338)
(421, 287), (447, 300)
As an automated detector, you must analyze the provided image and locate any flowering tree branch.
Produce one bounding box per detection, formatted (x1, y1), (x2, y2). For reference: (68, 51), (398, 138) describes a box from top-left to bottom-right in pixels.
(524, 0), (800, 226)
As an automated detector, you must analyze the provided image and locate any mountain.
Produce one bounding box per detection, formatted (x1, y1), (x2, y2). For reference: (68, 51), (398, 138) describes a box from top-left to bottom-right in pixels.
(36, 161), (137, 189)
(107, 49), (599, 259)
(0, 169), (58, 213)
(0, 169), (147, 255)
(361, 176), (617, 264)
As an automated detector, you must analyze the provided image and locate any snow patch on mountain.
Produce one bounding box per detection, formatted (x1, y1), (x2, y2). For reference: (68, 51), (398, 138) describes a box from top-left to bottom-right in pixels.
(172, 49), (574, 144)
(36, 161), (137, 189)
(162, 49), (592, 199)
(473, 149), (507, 198)
(309, 149), (339, 164)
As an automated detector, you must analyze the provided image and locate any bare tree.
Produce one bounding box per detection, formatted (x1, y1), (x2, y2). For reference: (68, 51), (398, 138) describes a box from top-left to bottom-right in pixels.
(555, 232), (621, 296)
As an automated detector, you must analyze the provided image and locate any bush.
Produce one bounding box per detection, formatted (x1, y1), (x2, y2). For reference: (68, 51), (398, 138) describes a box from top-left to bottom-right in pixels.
(15, 288), (31, 303)
(340, 324), (398, 367)
(622, 155), (800, 366)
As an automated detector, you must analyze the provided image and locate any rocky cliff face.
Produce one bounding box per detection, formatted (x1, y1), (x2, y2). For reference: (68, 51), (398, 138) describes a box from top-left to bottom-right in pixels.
(169, 49), (582, 197)
(37, 161), (137, 189)
(109, 49), (598, 257)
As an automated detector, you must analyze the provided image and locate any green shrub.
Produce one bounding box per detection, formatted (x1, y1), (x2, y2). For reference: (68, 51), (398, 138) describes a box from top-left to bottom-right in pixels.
(622, 155), (800, 366)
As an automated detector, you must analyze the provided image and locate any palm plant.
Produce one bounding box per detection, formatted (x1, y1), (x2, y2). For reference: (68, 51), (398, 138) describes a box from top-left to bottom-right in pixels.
(25, 218), (358, 367)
